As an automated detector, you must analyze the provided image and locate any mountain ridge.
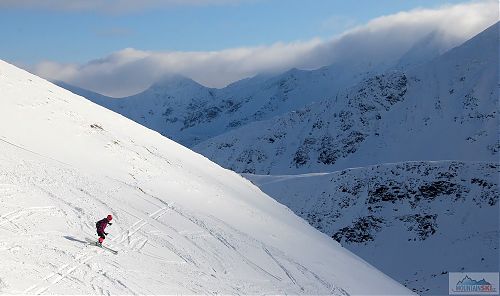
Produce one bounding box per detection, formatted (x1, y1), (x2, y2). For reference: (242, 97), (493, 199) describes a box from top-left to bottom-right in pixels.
(56, 22), (481, 148)
(194, 22), (499, 174)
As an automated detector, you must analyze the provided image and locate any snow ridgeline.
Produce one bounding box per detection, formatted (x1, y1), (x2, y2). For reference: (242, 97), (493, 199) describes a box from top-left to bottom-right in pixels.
(58, 20), (495, 152)
(0, 60), (413, 295)
(245, 160), (499, 295)
(195, 23), (498, 175)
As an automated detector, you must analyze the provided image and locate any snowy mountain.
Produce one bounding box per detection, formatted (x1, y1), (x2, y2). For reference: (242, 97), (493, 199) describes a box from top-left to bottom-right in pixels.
(195, 22), (499, 174)
(59, 64), (372, 148)
(56, 25), (497, 175)
(58, 19), (469, 150)
(0, 60), (413, 294)
(50, 22), (498, 296)
(245, 160), (499, 295)
(194, 22), (499, 296)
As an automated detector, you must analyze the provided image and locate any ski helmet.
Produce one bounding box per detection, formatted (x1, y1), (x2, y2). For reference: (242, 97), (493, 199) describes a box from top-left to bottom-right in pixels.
(107, 214), (113, 221)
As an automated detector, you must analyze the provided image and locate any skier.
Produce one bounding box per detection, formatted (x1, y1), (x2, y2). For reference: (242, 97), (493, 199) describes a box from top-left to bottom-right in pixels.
(96, 214), (113, 246)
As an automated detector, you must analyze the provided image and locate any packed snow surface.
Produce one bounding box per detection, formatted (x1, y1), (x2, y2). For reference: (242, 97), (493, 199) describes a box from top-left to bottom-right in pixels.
(0, 60), (413, 295)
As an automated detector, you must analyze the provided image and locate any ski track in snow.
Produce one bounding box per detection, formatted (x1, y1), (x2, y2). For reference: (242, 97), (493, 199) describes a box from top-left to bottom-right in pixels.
(0, 207), (57, 231)
(0, 140), (344, 295)
(23, 206), (171, 295)
(263, 246), (299, 288)
(6, 178), (317, 294)
(0, 183), (22, 197)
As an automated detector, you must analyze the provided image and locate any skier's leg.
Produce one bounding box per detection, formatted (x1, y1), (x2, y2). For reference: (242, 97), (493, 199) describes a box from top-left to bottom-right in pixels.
(97, 232), (105, 245)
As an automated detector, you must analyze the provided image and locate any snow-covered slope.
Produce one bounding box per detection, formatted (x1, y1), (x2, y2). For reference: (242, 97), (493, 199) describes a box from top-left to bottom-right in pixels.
(59, 22), (465, 150)
(0, 60), (413, 294)
(245, 160), (499, 295)
(195, 22), (499, 174)
(57, 23), (475, 151)
(60, 64), (371, 148)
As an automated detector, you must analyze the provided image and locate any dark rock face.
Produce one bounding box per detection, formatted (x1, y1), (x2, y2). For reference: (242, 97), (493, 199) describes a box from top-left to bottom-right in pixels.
(418, 181), (460, 199)
(333, 216), (385, 244)
(398, 214), (438, 241)
(292, 72), (408, 169)
(258, 160), (499, 295)
(273, 162), (499, 246)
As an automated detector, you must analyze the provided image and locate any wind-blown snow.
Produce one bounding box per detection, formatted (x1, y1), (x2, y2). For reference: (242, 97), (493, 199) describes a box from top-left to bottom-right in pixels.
(0, 60), (412, 294)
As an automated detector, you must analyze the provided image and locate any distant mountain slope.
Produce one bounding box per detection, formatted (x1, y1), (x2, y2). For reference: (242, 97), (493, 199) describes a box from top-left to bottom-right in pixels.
(195, 70), (409, 173)
(58, 21), (463, 149)
(60, 64), (371, 147)
(245, 160), (499, 295)
(0, 60), (412, 295)
(195, 22), (499, 174)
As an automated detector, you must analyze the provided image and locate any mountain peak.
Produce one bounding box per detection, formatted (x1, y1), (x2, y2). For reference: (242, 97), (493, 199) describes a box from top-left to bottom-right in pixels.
(395, 30), (443, 69)
(441, 21), (498, 60)
(149, 74), (206, 91)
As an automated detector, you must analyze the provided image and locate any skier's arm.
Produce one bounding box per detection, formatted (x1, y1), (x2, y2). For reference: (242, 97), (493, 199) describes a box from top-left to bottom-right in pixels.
(105, 221), (112, 235)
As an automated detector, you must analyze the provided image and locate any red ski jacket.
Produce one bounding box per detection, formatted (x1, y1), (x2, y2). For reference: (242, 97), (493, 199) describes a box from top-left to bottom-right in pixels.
(96, 218), (110, 233)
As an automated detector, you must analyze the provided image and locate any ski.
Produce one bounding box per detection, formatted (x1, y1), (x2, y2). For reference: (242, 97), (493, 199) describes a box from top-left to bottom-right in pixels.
(85, 238), (118, 254)
(96, 243), (118, 255)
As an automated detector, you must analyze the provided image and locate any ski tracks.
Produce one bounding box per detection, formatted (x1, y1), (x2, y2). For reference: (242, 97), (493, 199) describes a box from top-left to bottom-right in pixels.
(23, 206), (169, 295)
(262, 244), (344, 294)
(263, 246), (299, 287)
(171, 205), (334, 292)
(0, 183), (22, 197)
(112, 206), (168, 246)
(167, 205), (285, 283)
(24, 253), (96, 295)
(0, 206), (58, 231)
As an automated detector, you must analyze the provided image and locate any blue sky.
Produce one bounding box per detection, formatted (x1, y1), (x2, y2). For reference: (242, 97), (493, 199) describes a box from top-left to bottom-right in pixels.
(0, 0), (474, 64)
(0, 0), (495, 96)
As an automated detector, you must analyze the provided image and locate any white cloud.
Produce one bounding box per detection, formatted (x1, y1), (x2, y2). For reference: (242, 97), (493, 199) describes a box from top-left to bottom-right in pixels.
(0, 0), (242, 13)
(29, 0), (499, 97)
